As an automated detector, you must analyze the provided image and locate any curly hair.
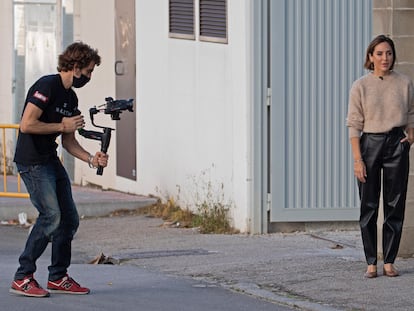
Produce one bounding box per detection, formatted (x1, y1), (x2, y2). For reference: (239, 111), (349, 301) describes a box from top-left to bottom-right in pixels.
(57, 42), (101, 72)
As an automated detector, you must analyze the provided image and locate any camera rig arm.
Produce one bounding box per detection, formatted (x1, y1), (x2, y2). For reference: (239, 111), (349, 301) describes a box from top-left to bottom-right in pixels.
(78, 127), (112, 175)
(77, 97), (134, 175)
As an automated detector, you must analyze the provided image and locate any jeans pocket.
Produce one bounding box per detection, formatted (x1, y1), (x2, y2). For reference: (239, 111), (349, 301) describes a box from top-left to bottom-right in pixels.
(16, 163), (30, 175)
(16, 164), (38, 195)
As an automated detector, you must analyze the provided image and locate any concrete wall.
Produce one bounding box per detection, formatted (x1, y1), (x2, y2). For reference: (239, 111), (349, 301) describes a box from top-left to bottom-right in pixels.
(373, 0), (414, 257)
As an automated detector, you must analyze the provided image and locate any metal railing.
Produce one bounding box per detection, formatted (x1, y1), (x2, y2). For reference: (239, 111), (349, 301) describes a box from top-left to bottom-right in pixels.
(0, 124), (29, 198)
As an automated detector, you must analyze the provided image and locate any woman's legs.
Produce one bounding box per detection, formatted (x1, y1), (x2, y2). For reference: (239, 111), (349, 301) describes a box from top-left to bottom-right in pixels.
(382, 136), (409, 265)
(359, 129), (409, 276)
(359, 134), (383, 266)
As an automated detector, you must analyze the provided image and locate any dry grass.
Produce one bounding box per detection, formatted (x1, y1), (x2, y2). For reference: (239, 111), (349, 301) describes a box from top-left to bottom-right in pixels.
(131, 197), (238, 234)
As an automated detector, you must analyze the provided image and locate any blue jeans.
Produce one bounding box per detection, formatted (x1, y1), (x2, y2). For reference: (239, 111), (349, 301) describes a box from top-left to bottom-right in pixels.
(14, 158), (79, 281)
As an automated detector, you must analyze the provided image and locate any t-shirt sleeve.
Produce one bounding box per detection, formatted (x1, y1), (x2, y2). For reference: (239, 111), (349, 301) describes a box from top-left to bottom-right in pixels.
(26, 79), (52, 110)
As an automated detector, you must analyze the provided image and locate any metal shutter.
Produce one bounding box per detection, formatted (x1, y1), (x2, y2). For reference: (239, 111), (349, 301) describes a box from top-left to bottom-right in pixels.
(169, 0), (195, 39)
(199, 0), (227, 43)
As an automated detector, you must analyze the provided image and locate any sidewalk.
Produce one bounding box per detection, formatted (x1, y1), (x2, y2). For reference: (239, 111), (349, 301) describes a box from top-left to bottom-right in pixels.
(0, 175), (157, 221)
(72, 214), (414, 311)
(1, 179), (414, 310)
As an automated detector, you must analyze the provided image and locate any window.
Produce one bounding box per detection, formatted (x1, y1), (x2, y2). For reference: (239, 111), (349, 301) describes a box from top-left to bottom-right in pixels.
(199, 0), (227, 43)
(169, 0), (195, 40)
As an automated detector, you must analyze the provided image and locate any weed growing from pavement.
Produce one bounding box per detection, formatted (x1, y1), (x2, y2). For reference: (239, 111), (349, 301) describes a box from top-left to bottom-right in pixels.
(140, 196), (195, 228)
(190, 175), (237, 234)
(142, 169), (238, 234)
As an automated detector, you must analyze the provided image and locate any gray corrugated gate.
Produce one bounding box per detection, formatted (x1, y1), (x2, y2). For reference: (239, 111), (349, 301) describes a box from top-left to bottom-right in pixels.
(267, 0), (372, 222)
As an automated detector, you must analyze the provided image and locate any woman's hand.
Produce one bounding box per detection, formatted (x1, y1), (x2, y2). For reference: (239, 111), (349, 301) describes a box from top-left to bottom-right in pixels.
(401, 128), (414, 146)
(400, 136), (414, 146)
(354, 160), (367, 183)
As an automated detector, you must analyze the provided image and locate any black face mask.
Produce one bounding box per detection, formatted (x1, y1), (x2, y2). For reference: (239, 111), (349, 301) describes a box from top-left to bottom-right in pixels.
(72, 74), (90, 88)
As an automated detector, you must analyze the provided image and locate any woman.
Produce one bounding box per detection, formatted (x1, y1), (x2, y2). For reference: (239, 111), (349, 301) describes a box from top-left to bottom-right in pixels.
(347, 35), (414, 278)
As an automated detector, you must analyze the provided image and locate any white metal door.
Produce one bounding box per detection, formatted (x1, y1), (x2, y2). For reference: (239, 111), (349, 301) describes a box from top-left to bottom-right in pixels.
(269, 0), (371, 222)
(115, 0), (137, 180)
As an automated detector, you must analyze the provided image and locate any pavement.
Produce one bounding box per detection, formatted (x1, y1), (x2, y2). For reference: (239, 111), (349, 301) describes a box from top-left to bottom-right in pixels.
(0, 176), (156, 221)
(1, 177), (414, 311)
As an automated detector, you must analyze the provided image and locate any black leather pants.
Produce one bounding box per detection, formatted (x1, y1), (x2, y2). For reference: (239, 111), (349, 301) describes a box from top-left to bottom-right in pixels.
(359, 127), (410, 265)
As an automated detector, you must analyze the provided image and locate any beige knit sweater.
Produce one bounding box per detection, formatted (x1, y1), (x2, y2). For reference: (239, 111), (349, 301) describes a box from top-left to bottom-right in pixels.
(346, 71), (414, 138)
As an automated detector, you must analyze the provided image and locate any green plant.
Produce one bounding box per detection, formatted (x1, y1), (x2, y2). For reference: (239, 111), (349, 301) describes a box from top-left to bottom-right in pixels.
(190, 176), (237, 233)
(147, 169), (238, 234)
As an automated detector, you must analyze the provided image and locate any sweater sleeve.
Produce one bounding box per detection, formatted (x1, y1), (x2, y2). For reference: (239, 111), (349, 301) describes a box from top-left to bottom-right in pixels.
(346, 81), (363, 138)
(407, 80), (414, 129)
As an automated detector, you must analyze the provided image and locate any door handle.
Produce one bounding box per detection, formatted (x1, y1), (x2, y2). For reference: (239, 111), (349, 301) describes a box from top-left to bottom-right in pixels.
(115, 60), (125, 76)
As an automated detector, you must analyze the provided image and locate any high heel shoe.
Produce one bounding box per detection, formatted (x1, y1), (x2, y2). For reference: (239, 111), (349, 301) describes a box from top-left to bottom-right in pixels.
(364, 265), (377, 278)
(383, 267), (399, 277)
(364, 270), (378, 278)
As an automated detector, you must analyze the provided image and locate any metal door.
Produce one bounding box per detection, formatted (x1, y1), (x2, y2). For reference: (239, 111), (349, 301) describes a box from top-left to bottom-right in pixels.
(115, 0), (137, 180)
(268, 0), (372, 222)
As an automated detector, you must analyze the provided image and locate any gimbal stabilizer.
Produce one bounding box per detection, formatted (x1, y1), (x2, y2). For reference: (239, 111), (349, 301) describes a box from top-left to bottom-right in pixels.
(77, 97), (134, 175)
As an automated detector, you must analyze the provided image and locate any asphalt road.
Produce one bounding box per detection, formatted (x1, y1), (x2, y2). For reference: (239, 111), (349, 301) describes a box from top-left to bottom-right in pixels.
(0, 224), (298, 311)
(2, 182), (414, 311)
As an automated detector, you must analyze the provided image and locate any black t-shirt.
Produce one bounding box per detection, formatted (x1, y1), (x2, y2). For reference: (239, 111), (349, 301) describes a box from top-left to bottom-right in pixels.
(14, 74), (79, 165)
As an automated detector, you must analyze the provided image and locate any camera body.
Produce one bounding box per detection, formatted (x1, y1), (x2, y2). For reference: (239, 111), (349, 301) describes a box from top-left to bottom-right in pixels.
(89, 97), (134, 121)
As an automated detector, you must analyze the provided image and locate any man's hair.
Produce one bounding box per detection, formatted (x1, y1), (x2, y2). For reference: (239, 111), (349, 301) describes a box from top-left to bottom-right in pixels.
(57, 42), (101, 72)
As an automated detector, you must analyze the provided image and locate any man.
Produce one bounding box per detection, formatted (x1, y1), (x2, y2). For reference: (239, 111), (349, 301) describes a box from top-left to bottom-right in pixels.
(10, 42), (108, 297)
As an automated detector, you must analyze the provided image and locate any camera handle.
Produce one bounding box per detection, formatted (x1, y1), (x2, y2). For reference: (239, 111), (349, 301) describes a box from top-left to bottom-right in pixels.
(78, 127), (112, 175)
(97, 128), (112, 175)
(75, 97), (133, 176)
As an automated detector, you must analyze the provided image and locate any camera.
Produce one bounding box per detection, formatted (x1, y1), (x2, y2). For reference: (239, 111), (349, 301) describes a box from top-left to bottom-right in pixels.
(89, 97), (134, 121)
(78, 97), (134, 175)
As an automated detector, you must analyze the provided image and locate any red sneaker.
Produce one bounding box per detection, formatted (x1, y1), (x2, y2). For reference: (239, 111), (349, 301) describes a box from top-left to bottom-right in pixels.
(47, 274), (90, 295)
(10, 275), (50, 297)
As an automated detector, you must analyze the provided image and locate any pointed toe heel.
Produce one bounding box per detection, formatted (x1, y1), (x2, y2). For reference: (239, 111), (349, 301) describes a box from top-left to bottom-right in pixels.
(364, 271), (378, 278)
(383, 268), (399, 277)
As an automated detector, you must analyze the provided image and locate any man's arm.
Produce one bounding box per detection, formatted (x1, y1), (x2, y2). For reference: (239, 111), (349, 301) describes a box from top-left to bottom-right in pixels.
(62, 132), (108, 168)
(20, 102), (84, 134)
(62, 132), (90, 162)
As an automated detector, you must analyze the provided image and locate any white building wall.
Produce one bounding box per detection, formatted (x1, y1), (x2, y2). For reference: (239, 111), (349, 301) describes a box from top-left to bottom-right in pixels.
(134, 0), (252, 231)
(1, 0), (252, 231)
(72, 0), (117, 190)
(0, 1), (17, 168)
(0, 1), (14, 124)
(73, 0), (253, 232)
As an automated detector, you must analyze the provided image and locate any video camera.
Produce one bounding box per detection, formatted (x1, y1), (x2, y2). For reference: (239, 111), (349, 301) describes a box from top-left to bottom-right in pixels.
(78, 97), (134, 175)
(89, 97), (134, 121)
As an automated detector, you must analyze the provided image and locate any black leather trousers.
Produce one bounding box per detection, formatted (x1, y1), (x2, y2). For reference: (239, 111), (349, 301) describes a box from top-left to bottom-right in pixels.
(359, 127), (410, 265)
